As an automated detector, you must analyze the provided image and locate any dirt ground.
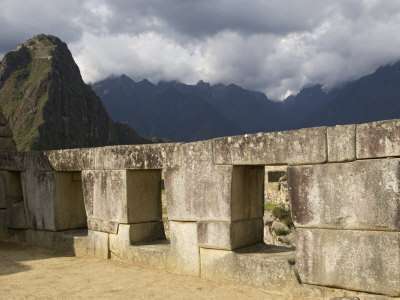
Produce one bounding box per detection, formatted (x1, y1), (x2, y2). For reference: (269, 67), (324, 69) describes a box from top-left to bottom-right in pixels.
(0, 240), (296, 300)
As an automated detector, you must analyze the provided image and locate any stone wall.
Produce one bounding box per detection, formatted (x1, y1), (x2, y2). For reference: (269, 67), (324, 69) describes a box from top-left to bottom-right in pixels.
(0, 110), (16, 151)
(1, 119), (400, 298)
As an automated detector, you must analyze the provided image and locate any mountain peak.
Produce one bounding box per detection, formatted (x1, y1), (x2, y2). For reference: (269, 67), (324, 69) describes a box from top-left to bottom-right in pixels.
(119, 74), (135, 84)
(0, 35), (149, 150)
(196, 80), (210, 88)
(137, 78), (155, 88)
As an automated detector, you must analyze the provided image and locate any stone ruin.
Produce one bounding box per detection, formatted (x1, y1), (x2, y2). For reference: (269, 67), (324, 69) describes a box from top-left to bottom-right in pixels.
(1, 118), (400, 299)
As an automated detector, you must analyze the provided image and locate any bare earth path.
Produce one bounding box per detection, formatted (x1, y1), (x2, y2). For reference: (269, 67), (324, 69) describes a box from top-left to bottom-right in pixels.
(0, 241), (297, 300)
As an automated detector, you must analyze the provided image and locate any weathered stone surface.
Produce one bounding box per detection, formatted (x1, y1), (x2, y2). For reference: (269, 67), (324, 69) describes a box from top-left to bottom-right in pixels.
(24, 229), (109, 259)
(357, 119), (400, 159)
(0, 151), (26, 171)
(22, 169), (56, 230)
(288, 159), (400, 231)
(72, 230), (110, 259)
(0, 209), (8, 239)
(3, 171), (26, 229)
(87, 218), (119, 234)
(6, 201), (28, 229)
(0, 172), (6, 208)
(166, 141), (264, 221)
(23, 229), (105, 258)
(213, 127), (327, 165)
(82, 169), (161, 226)
(166, 165), (232, 221)
(200, 243), (299, 294)
(22, 157), (87, 231)
(38, 148), (95, 171)
(0, 125), (13, 138)
(197, 219), (263, 250)
(327, 124), (356, 162)
(4, 171), (23, 203)
(128, 222), (166, 243)
(0, 137), (16, 151)
(296, 228), (400, 296)
(7, 228), (30, 244)
(94, 143), (180, 170)
(54, 172), (87, 230)
(127, 170), (162, 223)
(169, 221), (199, 275)
(110, 224), (170, 271)
(231, 165), (264, 220)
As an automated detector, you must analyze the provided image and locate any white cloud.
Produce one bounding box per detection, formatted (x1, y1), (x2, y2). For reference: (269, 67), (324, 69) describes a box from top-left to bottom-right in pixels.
(70, 32), (201, 84)
(2, 0), (400, 99)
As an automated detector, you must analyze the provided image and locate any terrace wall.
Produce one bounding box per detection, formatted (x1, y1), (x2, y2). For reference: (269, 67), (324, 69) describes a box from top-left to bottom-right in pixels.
(1, 119), (400, 298)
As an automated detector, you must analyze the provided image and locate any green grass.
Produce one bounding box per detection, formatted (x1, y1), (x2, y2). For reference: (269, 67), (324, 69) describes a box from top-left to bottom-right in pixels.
(162, 207), (168, 214)
(272, 206), (294, 228)
(264, 203), (278, 211)
(161, 188), (166, 195)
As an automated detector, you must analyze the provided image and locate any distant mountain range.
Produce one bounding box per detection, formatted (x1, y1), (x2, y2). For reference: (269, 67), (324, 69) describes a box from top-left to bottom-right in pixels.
(0, 34), (149, 150)
(93, 61), (400, 142)
(2, 35), (399, 149)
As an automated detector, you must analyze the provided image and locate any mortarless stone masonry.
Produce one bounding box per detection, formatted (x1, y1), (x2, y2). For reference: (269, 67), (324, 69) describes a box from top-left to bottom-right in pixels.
(2, 118), (400, 298)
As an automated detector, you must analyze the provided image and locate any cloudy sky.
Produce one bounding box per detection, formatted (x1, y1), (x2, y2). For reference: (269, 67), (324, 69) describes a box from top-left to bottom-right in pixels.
(1, 0), (400, 100)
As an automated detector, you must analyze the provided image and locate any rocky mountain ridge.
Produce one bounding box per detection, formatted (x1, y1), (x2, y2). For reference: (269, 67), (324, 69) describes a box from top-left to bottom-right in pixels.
(0, 35), (149, 150)
(94, 61), (400, 142)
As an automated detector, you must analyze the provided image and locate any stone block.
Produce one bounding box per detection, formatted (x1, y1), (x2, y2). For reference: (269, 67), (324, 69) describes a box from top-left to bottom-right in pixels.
(0, 137), (16, 151)
(71, 230), (110, 259)
(109, 224), (170, 270)
(54, 172), (87, 230)
(327, 124), (356, 162)
(51, 229), (87, 254)
(82, 169), (162, 226)
(213, 126), (327, 165)
(3, 171), (27, 229)
(0, 151), (26, 171)
(0, 172), (6, 208)
(6, 229), (108, 259)
(288, 159), (400, 231)
(169, 221), (199, 276)
(22, 169), (87, 231)
(165, 164), (232, 221)
(128, 222), (166, 243)
(0, 125), (13, 138)
(29, 229), (56, 249)
(166, 141), (264, 221)
(38, 148), (95, 171)
(231, 165), (264, 220)
(126, 170), (162, 223)
(4, 171), (23, 204)
(200, 243), (299, 294)
(6, 201), (28, 229)
(296, 228), (400, 296)
(7, 228), (29, 244)
(197, 219), (263, 250)
(0, 209), (8, 239)
(87, 218), (119, 234)
(357, 119), (400, 159)
(94, 143), (180, 170)
(22, 170), (56, 230)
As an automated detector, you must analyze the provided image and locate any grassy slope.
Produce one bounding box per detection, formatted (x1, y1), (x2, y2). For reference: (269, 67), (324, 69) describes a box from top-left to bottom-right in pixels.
(0, 42), (53, 150)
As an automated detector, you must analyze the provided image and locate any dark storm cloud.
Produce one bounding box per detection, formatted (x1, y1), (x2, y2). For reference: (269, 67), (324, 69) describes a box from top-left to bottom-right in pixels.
(0, 0), (84, 52)
(102, 0), (332, 37)
(1, 0), (400, 99)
